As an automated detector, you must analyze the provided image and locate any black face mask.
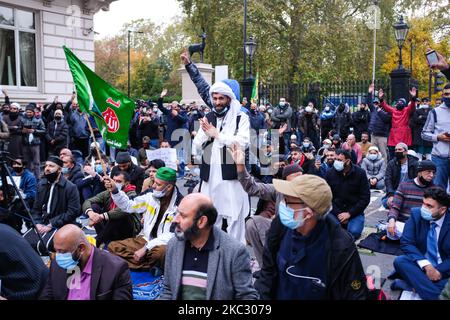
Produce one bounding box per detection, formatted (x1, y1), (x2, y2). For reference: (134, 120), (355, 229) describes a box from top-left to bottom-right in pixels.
(419, 176), (432, 187)
(45, 171), (60, 183)
(54, 116), (62, 121)
(395, 152), (405, 160)
(396, 104), (405, 111)
(13, 166), (23, 173)
(338, 106), (345, 112)
(8, 112), (18, 120)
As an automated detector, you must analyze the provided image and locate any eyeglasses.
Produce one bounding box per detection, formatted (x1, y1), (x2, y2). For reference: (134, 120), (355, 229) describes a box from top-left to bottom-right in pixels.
(286, 266), (326, 288)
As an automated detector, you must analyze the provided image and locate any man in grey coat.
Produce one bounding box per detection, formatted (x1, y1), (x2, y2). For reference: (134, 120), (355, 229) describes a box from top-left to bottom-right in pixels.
(159, 193), (259, 300)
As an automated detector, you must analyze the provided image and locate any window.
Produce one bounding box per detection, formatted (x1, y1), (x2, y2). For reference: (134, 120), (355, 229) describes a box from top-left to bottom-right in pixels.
(0, 5), (37, 88)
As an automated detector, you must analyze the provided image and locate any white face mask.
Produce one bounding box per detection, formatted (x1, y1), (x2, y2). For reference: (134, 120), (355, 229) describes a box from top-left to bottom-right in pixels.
(153, 186), (169, 199)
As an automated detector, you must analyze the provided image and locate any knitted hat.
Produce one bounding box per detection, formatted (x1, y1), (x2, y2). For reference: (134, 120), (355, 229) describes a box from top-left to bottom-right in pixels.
(368, 146), (379, 153)
(25, 103), (36, 112)
(47, 155), (63, 167)
(395, 142), (408, 151)
(115, 152), (131, 164)
(416, 160), (436, 173)
(282, 164), (303, 180)
(155, 167), (177, 183)
(142, 136), (150, 143)
(273, 174), (332, 216)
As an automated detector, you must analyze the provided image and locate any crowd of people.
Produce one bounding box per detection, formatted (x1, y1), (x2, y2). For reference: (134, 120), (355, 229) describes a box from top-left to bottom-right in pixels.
(0, 48), (450, 301)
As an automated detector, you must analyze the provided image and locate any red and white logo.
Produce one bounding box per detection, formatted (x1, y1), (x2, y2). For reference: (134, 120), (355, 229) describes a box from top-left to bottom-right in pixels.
(102, 107), (120, 133)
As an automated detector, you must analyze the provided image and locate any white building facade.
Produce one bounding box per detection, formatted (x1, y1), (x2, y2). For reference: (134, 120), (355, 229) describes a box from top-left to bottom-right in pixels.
(0, 0), (116, 105)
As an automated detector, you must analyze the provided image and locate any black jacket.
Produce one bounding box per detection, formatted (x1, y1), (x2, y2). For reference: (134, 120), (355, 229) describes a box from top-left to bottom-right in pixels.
(351, 109), (371, 139)
(45, 119), (69, 151)
(110, 163), (145, 194)
(255, 215), (368, 300)
(385, 155), (419, 197)
(410, 108), (433, 148)
(66, 164), (84, 186)
(40, 246), (132, 300)
(325, 165), (370, 217)
(0, 224), (49, 300)
(32, 175), (81, 228)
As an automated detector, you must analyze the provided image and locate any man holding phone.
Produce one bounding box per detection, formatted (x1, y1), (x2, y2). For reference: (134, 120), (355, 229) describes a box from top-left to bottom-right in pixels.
(427, 49), (450, 81)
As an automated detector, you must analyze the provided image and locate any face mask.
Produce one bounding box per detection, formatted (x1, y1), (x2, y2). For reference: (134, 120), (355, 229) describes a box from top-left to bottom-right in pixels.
(323, 144), (331, 149)
(55, 250), (80, 270)
(419, 176), (432, 187)
(338, 106), (345, 112)
(278, 202), (305, 230)
(396, 104), (405, 111)
(54, 116), (62, 121)
(13, 166), (24, 173)
(115, 183), (123, 191)
(62, 167), (69, 174)
(420, 206), (433, 221)
(303, 142), (310, 148)
(279, 102), (286, 107)
(334, 160), (345, 172)
(395, 152), (405, 160)
(95, 164), (103, 174)
(367, 154), (378, 161)
(45, 171), (59, 183)
(153, 186), (169, 199)
(212, 105), (229, 118)
(419, 104), (429, 109)
(324, 106), (330, 112)
(443, 98), (450, 108)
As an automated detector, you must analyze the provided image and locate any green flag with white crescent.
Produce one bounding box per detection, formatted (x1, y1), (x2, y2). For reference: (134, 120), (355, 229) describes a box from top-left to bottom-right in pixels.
(63, 46), (134, 149)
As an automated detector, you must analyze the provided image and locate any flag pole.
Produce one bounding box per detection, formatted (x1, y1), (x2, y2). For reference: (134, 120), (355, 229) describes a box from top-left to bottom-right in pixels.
(83, 113), (108, 177)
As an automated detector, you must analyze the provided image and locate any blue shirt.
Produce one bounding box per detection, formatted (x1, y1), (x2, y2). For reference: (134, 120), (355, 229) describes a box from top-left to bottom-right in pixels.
(276, 220), (328, 300)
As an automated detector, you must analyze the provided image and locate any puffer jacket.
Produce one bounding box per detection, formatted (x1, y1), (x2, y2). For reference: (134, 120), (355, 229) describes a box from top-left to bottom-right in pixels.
(360, 153), (386, 181)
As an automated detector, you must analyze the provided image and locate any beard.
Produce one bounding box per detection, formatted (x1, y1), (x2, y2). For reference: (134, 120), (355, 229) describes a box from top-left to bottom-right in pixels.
(174, 222), (200, 241)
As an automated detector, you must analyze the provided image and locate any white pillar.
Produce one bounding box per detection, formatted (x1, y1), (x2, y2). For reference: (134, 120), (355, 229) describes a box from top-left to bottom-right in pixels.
(178, 63), (214, 106)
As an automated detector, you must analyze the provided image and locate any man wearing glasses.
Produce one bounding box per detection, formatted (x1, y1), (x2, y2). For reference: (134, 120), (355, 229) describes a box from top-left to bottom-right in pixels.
(255, 174), (368, 300)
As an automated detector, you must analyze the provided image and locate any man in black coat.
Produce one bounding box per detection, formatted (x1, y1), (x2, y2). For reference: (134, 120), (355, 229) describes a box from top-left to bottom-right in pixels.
(325, 149), (370, 240)
(384, 143), (419, 208)
(110, 151), (145, 193)
(352, 102), (371, 141)
(61, 154), (84, 186)
(23, 156), (81, 253)
(255, 174), (368, 300)
(40, 224), (132, 300)
(0, 223), (49, 300)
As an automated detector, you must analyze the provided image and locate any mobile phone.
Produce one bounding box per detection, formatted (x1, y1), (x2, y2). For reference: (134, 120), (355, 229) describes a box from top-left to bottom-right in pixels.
(426, 50), (439, 66)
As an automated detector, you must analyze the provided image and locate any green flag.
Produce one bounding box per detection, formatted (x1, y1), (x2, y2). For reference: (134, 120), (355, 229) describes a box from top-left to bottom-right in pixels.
(63, 46), (134, 149)
(251, 72), (259, 103)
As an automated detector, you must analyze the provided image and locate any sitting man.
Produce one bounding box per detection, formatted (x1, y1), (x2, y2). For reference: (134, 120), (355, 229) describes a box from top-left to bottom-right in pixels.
(384, 142), (419, 209)
(82, 171), (141, 248)
(110, 151), (145, 193)
(342, 134), (363, 165)
(61, 155), (84, 186)
(387, 160), (436, 238)
(325, 149), (370, 240)
(141, 159), (166, 194)
(360, 146), (386, 190)
(392, 187), (450, 300)
(40, 224), (132, 300)
(255, 174), (368, 300)
(317, 148), (336, 178)
(159, 193), (259, 300)
(105, 167), (183, 270)
(23, 156), (81, 254)
(11, 158), (37, 208)
(287, 146), (318, 174)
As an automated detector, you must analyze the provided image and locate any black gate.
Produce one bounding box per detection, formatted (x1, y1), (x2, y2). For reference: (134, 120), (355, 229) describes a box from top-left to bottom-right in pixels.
(259, 79), (391, 111)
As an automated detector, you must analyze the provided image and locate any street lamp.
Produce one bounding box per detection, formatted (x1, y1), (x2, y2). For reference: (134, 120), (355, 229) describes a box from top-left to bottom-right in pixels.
(393, 16), (409, 70)
(245, 36), (257, 78)
(127, 30), (143, 97)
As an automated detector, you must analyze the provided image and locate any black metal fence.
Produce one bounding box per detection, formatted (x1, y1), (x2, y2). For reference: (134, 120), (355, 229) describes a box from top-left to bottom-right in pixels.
(259, 79), (391, 111)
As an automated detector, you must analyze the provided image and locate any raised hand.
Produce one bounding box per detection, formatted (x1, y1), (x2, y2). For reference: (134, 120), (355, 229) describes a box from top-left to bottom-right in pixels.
(378, 88), (384, 100)
(180, 48), (191, 65)
(368, 83), (375, 94)
(160, 88), (168, 98)
(410, 86), (417, 98)
(230, 143), (246, 165)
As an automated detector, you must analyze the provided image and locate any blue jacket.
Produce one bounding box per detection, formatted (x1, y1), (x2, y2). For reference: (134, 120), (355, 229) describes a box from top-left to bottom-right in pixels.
(401, 208), (450, 278)
(157, 98), (188, 147)
(12, 169), (37, 200)
(248, 110), (266, 131)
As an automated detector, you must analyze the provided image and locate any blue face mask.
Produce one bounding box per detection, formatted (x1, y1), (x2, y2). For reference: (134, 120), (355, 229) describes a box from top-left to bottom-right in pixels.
(95, 164), (103, 174)
(303, 142), (310, 148)
(367, 154), (378, 161)
(55, 249), (80, 270)
(212, 105), (229, 118)
(334, 160), (344, 172)
(278, 202), (305, 230)
(62, 167), (69, 174)
(420, 206), (433, 221)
